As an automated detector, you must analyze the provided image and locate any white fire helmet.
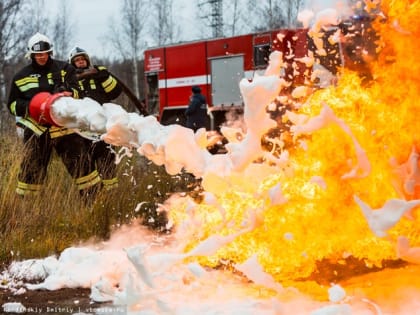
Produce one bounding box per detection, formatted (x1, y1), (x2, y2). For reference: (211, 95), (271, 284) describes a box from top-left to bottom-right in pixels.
(68, 46), (91, 67)
(27, 32), (53, 54)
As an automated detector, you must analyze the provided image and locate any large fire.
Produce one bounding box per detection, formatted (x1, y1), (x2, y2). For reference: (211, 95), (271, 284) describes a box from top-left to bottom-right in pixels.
(3, 1), (419, 313)
(31, 0), (419, 309)
(168, 0), (420, 298)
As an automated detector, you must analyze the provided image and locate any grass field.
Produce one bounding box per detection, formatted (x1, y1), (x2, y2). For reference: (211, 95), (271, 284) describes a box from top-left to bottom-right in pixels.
(0, 130), (199, 267)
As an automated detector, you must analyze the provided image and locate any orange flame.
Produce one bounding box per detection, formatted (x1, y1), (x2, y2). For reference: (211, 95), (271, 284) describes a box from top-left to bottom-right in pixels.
(169, 0), (420, 298)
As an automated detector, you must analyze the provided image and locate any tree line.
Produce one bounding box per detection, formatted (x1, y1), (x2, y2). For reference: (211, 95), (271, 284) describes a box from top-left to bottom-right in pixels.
(0, 0), (305, 133)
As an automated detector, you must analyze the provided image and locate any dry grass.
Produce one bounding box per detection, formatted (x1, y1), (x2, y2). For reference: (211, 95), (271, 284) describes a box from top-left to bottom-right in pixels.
(0, 130), (199, 266)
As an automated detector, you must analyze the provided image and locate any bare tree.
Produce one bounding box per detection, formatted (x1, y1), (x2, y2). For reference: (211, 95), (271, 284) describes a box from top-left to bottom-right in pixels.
(0, 0), (40, 130)
(196, 0), (304, 38)
(198, 0), (224, 38)
(223, 0), (253, 36)
(107, 0), (149, 98)
(26, 0), (50, 34)
(256, 0), (287, 30)
(150, 0), (179, 46)
(51, 0), (75, 60)
(285, 0), (305, 27)
(244, 0), (304, 31)
(0, 1), (26, 67)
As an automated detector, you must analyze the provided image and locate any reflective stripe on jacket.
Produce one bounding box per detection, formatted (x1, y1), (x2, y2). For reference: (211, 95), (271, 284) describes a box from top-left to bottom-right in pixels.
(6, 57), (80, 136)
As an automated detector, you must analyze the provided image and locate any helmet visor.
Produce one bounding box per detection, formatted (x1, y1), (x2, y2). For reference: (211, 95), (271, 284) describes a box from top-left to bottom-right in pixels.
(32, 41), (52, 53)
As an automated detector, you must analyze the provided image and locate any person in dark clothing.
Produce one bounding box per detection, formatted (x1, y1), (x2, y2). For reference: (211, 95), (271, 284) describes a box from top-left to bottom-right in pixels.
(185, 85), (208, 132)
(68, 47), (122, 104)
(68, 46), (123, 190)
(6, 33), (101, 200)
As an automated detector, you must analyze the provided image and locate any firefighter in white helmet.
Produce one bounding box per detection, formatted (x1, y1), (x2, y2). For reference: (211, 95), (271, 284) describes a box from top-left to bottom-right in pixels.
(68, 46), (123, 190)
(6, 33), (101, 201)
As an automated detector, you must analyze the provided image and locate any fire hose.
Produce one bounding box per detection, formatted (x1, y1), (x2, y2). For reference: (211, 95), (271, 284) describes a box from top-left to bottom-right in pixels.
(76, 68), (149, 116)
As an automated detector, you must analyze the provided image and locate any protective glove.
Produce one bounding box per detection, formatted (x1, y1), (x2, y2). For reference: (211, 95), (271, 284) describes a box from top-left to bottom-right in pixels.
(55, 85), (66, 93)
(28, 92), (68, 126)
(95, 69), (110, 80)
(53, 85), (73, 96)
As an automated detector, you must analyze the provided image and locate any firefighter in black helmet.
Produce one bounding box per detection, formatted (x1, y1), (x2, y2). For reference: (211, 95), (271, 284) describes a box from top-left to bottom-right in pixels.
(68, 46), (123, 191)
(6, 33), (101, 201)
(185, 85), (208, 132)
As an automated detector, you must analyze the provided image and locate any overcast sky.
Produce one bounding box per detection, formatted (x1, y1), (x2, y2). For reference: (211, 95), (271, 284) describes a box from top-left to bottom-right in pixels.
(43, 0), (347, 60)
(45, 0), (195, 60)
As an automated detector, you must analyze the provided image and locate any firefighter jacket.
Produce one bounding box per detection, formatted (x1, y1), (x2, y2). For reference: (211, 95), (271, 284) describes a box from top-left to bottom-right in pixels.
(76, 66), (122, 105)
(7, 56), (81, 138)
(75, 65), (122, 190)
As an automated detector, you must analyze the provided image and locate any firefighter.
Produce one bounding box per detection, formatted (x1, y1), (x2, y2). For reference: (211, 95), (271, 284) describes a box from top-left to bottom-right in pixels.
(185, 85), (208, 132)
(6, 33), (101, 201)
(68, 46), (123, 190)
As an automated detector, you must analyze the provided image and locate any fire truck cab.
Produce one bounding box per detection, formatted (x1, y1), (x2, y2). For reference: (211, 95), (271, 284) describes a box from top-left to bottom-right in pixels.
(143, 28), (309, 130)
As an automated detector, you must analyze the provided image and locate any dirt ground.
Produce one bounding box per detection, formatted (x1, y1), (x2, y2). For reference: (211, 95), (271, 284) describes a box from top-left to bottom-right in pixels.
(1, 262), (419, 315)
(0, 288), (126, 315)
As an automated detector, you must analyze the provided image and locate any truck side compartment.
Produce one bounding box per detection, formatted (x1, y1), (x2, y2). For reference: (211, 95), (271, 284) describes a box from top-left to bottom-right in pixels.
(144, 28), (311, 130)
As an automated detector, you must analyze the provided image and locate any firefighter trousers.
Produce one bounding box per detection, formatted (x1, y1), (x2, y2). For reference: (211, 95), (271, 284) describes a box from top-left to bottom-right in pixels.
(16, 128), (101, 196)
(90, 140), (119, 190)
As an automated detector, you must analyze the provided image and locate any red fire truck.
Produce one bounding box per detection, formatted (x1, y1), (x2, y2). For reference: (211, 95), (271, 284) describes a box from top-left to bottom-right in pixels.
(143, 28), (310, 130)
